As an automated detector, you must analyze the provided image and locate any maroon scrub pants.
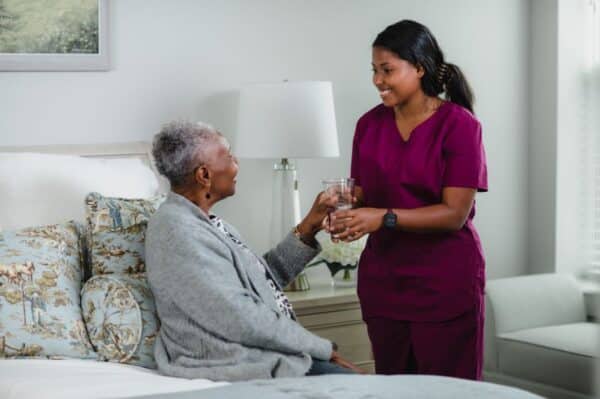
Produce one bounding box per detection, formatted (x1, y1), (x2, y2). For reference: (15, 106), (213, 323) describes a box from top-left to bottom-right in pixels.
(365, 302), (484, 380)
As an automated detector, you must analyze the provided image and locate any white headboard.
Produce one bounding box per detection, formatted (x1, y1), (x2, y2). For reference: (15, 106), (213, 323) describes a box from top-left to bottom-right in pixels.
(0, 141), (167, 190)
(0, 142), (167, 230)
(0, 141), (152, 161)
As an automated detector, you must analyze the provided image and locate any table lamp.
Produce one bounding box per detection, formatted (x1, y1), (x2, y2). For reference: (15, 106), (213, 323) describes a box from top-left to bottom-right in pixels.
(235, 80), (340, 291)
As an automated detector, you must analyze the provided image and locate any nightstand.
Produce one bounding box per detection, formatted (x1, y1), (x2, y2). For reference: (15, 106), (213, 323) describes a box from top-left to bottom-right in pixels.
(287, 281), (375, 373)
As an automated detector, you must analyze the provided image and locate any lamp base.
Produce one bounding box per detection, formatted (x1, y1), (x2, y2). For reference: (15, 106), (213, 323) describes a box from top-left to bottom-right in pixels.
(285, 271), (310, 291)
(272, 158), (311, 292)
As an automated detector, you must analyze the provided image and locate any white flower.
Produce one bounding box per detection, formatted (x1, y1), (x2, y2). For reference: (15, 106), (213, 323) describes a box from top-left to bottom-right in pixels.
(316, 233), (368, 266)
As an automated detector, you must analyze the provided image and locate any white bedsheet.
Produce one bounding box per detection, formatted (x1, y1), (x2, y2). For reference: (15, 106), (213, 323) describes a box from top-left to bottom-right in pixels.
(0, 359), (228, 399)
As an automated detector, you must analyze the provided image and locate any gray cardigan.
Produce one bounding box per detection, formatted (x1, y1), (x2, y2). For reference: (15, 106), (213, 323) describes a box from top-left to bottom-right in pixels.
(145, 192), (333, 381)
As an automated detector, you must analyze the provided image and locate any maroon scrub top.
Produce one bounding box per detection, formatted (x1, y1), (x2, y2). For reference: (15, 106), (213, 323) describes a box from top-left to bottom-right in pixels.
(351, 101), (488, 322)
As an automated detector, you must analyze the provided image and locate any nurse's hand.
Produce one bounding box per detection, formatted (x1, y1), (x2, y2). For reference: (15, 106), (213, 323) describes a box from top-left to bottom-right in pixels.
(328, 208), (386, 242)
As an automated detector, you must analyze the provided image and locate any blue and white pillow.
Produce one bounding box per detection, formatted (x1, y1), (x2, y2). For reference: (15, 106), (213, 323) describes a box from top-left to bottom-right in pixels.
(85, 192), (165, 276)
(0, 222), (96, 359)
(81, 273), (159, 368)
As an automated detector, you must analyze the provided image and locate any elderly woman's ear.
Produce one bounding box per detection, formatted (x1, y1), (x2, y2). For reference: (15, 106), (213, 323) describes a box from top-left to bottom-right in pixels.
(193, 165), (211, 187)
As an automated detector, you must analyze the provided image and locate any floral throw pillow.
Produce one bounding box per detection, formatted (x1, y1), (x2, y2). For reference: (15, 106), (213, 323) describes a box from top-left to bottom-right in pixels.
(81, 273), (159, 368)
(0, 222), (96, 359)
(85, 192), (165, 276)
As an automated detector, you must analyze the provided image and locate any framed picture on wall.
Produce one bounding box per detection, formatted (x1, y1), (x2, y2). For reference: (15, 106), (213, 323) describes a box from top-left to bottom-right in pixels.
(0, 0), (108, 71)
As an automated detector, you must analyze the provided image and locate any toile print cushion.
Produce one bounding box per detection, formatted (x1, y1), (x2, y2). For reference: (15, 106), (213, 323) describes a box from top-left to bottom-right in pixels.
(0, 222), (96, 359)
(85, 192), (165, 276)
(81, 273), (159, 368)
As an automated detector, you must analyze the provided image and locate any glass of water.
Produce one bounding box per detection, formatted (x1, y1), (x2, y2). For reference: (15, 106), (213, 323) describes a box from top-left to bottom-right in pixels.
(322, 178), (355, 210)
(322, 178), (355, 236)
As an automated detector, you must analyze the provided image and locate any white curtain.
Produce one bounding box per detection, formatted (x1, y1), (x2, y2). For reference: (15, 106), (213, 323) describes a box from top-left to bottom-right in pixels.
(584, 0), (600, 270)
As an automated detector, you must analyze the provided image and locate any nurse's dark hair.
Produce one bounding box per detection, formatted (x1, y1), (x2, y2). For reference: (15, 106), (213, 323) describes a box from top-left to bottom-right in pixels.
(373, 20), (474, 113)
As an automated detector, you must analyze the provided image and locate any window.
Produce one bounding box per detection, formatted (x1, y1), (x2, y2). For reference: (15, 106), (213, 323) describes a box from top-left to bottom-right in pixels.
(585, 0), (600, 270)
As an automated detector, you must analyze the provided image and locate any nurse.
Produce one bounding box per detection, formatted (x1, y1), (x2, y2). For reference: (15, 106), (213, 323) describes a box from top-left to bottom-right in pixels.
(329, 20), (488, 379)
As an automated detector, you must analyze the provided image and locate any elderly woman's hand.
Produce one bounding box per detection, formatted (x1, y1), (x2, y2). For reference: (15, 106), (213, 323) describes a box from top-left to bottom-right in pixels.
(296, 191), (337, 241)
(330, 351), (367, 374)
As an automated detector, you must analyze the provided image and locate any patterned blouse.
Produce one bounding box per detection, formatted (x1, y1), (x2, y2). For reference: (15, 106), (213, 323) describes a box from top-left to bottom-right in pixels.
(209, 215), (294, 319)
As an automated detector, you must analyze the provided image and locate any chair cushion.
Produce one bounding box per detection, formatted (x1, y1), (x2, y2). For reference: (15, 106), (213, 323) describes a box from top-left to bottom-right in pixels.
(85, 192), (164, 276)
(81, 273), (159, 368)
(497, 322), (598, 394)
(0, 153), (159, 231)
(0, 222), (96, 359)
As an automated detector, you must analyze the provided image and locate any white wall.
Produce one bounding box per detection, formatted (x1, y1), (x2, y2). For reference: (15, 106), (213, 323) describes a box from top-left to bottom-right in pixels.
(0, 0), (530, 279)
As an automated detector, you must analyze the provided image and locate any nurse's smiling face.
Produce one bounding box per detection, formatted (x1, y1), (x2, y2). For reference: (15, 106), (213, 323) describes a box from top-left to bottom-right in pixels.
(372, 46), (425, 108)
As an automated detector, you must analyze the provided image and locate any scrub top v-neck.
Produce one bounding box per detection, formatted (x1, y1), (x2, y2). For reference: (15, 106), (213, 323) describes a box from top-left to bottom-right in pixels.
(351, 101), (488, 322)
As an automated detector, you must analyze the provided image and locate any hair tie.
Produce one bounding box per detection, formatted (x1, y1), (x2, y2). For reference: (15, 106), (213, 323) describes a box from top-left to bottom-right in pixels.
(437, 63), (450, 88)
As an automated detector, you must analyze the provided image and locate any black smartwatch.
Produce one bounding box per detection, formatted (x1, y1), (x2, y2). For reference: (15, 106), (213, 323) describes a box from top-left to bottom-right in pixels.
(383, 209), (397, 229)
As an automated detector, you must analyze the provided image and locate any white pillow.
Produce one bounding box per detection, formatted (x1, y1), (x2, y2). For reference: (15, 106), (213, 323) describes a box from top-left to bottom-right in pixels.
(0, 153), (160, 230)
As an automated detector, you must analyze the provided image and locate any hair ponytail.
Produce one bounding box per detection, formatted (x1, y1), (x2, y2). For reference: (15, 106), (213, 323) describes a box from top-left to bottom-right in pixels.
(443, 63), (474, 113)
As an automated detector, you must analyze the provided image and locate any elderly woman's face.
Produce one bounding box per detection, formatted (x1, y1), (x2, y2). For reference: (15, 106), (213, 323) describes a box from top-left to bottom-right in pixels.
(208, 139), (239, 199)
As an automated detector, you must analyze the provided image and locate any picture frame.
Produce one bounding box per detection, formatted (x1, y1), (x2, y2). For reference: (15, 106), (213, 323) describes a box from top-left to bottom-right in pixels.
(0, 0), (109, 72)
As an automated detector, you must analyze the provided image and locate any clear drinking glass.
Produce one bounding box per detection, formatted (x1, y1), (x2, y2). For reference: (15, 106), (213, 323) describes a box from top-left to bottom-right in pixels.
(322, 178), (355, 237)
(322, 178), (355, 210)
(321, 178), (356, 287)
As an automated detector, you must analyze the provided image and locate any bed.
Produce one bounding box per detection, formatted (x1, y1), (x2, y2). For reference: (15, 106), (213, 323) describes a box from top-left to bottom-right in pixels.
(0, 142), (542, 399)
(0, 358), (544, 399)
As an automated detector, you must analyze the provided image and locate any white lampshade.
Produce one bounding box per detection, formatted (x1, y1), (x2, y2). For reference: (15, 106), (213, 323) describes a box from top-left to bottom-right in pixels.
(235, 81), (340, 159)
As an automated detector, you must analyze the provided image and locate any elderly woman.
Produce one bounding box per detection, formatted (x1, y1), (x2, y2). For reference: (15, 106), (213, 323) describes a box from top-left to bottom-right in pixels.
(146, 121), (361, 382)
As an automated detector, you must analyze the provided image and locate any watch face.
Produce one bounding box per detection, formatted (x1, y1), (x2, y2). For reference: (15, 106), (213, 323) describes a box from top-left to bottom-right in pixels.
(383, 211), (396, 228)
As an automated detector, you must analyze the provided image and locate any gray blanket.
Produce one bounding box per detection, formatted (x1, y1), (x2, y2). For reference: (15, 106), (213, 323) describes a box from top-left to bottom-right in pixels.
(128, 375), (543, 399)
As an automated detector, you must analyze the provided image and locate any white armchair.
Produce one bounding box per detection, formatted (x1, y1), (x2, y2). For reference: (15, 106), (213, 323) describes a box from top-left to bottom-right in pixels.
(484, 273), (598, 399)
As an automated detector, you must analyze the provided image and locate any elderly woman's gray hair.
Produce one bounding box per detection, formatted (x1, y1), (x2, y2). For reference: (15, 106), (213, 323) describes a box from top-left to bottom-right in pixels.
(152, 120), (223, 187)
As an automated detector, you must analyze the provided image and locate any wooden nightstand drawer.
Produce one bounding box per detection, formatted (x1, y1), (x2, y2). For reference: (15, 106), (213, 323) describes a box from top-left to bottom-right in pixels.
(288, 283), (375, 373)
(296, 308), (363, 328)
